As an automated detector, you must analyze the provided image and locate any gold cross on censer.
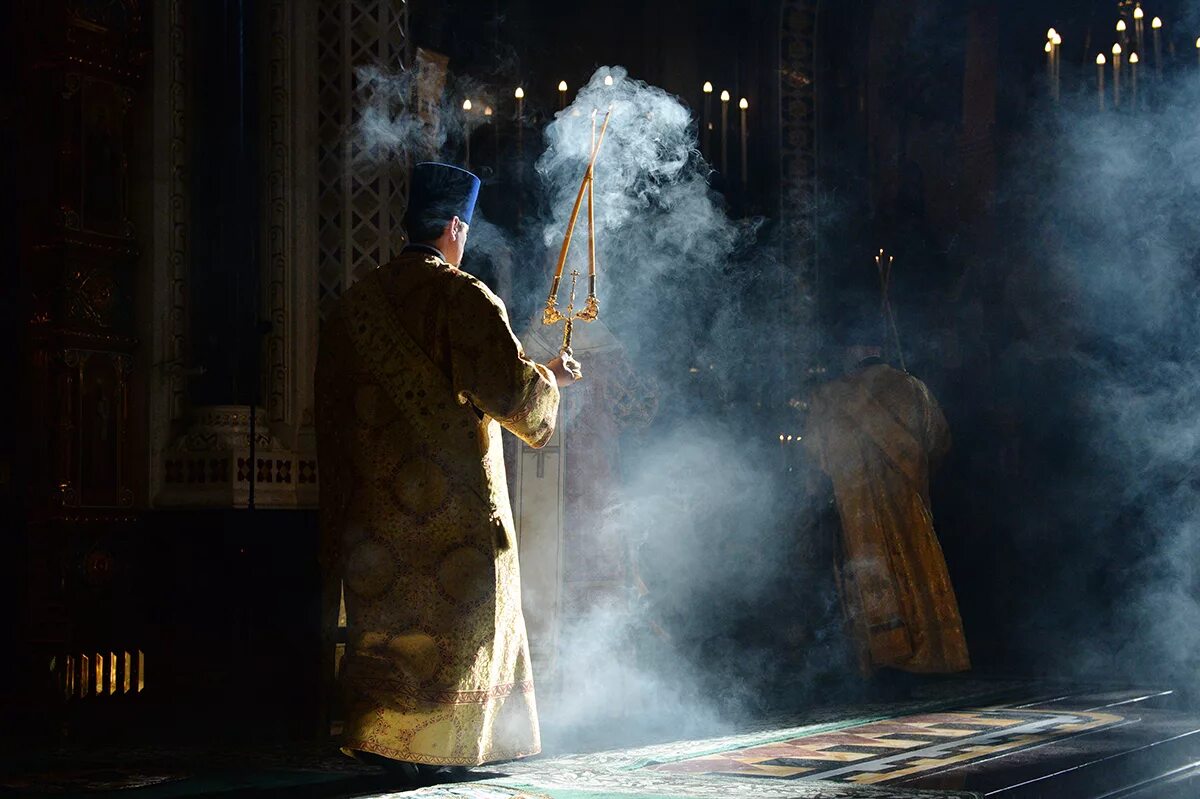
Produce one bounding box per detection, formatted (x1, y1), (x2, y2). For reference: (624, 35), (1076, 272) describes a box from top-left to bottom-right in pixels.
(543, 107), (613, 354)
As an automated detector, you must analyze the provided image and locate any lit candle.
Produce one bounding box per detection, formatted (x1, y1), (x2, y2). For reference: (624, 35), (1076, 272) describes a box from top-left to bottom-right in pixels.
(514, 86), (524, 146)
(604, 74), (613, 87)
(739, 97), (749, 189)
(1196, 37), (1200, 69)
(462, 98), (473, 170)
(1045, 40), (1054, 96)
(1097, 53), (1107, 112)
(1112, 43), (1122, 108)
(515, 87), (525, 219)
(1134, 5), (1145, 53)
(558, 80), (568, 110)
(485, 106), (496, 173)
(1152, 17), (1163, 79)
(1046, 28), (1058, 96)
(1052, 32), (1063, 100)
(702, 81), (713, 160)
(719, 89), (730, 174)
(1130, 52), (1139, 111)
(1117, 18), (1128, 49)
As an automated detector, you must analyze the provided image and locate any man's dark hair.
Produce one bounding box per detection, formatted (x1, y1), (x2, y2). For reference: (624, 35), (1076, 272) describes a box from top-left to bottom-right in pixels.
(404, 199), (459, 244)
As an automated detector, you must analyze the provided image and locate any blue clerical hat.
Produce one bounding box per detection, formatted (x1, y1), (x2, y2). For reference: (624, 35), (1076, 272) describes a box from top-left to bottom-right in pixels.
(404, 162), (481, 241)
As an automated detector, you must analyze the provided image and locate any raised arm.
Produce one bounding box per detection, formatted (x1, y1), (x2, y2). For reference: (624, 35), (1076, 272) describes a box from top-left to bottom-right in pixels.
(449, 277), (561, 448)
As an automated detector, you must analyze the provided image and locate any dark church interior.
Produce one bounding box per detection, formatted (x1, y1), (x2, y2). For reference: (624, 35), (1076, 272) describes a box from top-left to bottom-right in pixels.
(7, 0), (1200, 796)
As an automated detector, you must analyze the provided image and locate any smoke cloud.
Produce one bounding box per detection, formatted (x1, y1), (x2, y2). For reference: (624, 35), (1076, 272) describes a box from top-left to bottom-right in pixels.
(985, 62), (1200, 685)
(527, 67), (833, 744)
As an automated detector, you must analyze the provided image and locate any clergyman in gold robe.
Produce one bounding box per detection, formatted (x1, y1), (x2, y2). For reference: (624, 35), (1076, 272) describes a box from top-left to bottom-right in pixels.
(315, 163), (581, 777)
(803, 346), (970, 675)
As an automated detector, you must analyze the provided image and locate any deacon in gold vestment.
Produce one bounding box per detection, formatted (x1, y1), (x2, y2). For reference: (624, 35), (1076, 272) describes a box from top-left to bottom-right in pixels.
(804, 354), (970, 675)
(315, 163), (580, 770)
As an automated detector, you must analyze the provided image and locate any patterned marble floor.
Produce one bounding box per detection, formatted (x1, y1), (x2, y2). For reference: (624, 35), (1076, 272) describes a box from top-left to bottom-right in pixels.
(369, 683), (1200, 799)
(8, 679), (1200, 798)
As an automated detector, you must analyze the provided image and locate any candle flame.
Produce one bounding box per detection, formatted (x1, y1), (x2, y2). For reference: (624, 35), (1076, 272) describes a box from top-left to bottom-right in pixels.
(558, 80), (568, 92)
(514, 86), (524, 99)
(1047, 27), (1057, 40)
(1045, 41), (1053, 53)
(604, 74), (614, 86)
(703, 81), (713, 93)
(1196, 37), (1200, 48)
(1097, 53), (1107, 64)
(1130, 52), (1139, 63)
(462, 98), (472, 111)
(779, 434), (785, 442)
(484, 106), (493, 116)
(1117, 19), (1127, 32)
(739, 97), (748, 110)
(1134, 6), (1144, 20)
(1113, 42), (1122, 55)
(1151, 16), (1162, 29)
(1052, 33), (1062, 45)
(719, 89), (730, 102)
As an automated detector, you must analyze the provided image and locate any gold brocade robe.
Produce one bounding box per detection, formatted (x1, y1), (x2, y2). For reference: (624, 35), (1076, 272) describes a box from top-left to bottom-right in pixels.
(315, 252), (560, 766)
(804, 363), (970, 675)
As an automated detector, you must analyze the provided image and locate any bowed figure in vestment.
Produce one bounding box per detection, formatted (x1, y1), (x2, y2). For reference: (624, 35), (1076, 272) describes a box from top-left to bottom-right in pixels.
(803, 345), (970, 678)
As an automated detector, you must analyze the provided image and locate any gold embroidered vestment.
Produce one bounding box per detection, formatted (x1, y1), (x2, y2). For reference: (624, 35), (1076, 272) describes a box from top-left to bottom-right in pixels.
(805, 363), (970, 675)
(315, 252), (560, 765)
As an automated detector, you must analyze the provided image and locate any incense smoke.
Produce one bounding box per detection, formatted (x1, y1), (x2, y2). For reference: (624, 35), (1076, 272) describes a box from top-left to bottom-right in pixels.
(987, 63), (1200, 684)
(526, 67), (829, 744)
(353, 64), (502, 177)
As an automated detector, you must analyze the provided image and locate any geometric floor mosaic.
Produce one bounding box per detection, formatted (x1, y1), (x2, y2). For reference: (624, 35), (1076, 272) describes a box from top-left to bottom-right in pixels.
(648, 707), (1124, 784)
(14, 682), (1198, 799)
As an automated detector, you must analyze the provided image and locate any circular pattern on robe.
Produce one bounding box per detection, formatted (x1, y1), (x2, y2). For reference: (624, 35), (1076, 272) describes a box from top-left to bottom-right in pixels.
(408, 716), (459, 760)
(353, 384), (398, 427)
(436, 546), (493, 604)
(353, 630), (390, 652)
(344, 538), (396, 599)
(388, 631), (442, 683)
(392, 457), (449, 516)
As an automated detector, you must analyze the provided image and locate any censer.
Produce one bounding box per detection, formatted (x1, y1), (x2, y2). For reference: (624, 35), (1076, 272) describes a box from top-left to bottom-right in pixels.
(542, 107), (613, 355)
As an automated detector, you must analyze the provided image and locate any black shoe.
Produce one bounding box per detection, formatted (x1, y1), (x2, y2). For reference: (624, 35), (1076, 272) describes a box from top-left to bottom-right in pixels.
(353, 752), (470, 784)
(352, 751), (425, 783)
(433, 765), (470, 781)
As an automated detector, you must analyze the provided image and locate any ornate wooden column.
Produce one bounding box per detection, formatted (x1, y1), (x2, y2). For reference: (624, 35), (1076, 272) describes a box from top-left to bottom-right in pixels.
(779, 0), (819, 381)
(316, 0), (413, 321)
(14, 0), (149, 729)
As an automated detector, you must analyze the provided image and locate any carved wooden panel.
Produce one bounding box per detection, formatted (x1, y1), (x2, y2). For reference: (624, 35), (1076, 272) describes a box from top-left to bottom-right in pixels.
(316, 0), (411, 321)
(13, 0), (149, 733)
(66, 349), (134, 509)
(18, 0), (147, 516)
